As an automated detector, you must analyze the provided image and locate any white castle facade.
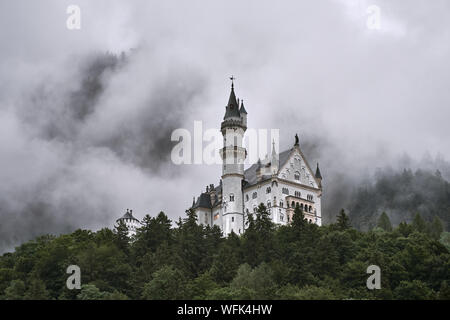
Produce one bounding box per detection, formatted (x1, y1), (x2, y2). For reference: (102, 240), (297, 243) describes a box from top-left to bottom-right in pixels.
(192, 82), (323, 236)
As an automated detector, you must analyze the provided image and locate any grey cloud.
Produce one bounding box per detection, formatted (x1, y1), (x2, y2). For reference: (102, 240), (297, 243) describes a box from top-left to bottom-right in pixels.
(1, 0), (450, 252)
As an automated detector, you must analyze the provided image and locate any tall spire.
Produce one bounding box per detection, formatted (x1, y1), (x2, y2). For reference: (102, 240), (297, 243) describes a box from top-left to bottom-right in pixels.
(223, 76), (240, 120)
(315, 163), (322, 179)
(239, 99), (247, 114)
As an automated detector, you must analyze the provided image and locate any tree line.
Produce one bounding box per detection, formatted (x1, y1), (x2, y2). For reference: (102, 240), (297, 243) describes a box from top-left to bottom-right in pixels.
(0, 204), (449, 300)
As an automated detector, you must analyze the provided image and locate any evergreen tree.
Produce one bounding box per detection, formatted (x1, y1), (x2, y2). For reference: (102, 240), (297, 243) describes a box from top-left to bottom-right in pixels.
(377, 212), (393, 231)
(412, 213), (427, 233)
(210, 242), (239, 284)
(141, 266), (185, 300)
(4, 279), (26, 300)
(114, 220), (129, 253)
(336, 209), (350, 230)
(77, 284), (107, 300)
(429, 216), (444, 240)
(438, 280), (450, 300)
(174, 209), (207, 277)
(242, 204), (275, 266)
(291, 203), (306, 230)
(24, 278), (49, 300)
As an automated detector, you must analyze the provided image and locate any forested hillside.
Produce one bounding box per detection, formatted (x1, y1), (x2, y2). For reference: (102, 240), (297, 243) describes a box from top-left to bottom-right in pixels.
(347, 168), (450, 231)
(0, 205), (449, 300)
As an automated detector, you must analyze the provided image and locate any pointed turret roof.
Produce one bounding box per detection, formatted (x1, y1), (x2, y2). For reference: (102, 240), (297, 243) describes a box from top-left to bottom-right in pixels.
(315, 163), (322, 179)
(117, 209), (139, 222)
(239, 100), (247, 114)
(223, 83), (241, 119)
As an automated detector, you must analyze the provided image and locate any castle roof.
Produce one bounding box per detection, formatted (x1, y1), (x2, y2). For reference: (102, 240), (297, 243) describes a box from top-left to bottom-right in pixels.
(223, 84), (241, 120)
(239, 100), (247, 114)
(315, 163), (322, 179)
(117, 210), (139, 222)
(243, 148), (292, 187)
(192, 184), (222, 209)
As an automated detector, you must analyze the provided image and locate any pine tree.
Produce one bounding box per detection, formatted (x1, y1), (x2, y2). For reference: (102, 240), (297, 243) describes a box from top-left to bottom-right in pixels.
(24, 278), (49, 300)
(175, 209), (207, 277)
(336, 209), (350, 230)
(210, 242), (239, 284)
(412, 213), (427, 233)
(377, 212), (393, 231)
(291, 203), (306, 230)
(4, 280), (26, 300)
(242, 204), (275, 266)
(429, 216), (444, 240)
(114, 220), (129, 253)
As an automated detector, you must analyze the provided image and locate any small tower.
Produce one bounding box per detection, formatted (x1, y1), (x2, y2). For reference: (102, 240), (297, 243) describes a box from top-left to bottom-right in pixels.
(220, 77), (247, 235)
(116, 209), (140, 237)
(271, 139), (279, 174)
(315, 163), (323, 189)
(240, 100), (247, 127)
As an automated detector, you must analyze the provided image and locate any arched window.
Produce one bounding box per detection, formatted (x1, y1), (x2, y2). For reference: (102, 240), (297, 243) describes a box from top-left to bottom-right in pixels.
(252, 192), (257, 199)
(294, 171), (300, 180)
(291, 201), (295, 207)
(309, 205), (312, 212)
(266, 187), (271, 194)
(230, 194), (234, 202)
(280, 201), (283, 207)
(300, 203), (304, 210)
(246, 194), (249, 201)
(267, 201), (271, 208)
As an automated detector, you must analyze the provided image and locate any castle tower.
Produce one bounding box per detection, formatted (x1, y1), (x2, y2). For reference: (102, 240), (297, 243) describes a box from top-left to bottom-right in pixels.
(116, 209), (140, 237)
(220, 78), (247, 235)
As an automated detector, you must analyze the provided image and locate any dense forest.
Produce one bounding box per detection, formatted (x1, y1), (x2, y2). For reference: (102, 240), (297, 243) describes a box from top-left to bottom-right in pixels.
(347, 168), (450, 231)
(0, 204), (449, 300)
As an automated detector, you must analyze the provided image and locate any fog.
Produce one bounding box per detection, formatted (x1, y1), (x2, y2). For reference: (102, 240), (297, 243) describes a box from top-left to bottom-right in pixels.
(1, 0), (449, 252)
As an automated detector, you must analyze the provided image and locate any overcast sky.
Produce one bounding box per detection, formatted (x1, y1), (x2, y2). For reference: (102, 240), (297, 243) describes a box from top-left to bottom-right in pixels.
(0, 0), (449, 252)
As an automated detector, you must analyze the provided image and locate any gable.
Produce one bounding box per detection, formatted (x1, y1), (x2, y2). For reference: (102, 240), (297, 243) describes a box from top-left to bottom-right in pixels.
(277, 147), (318, 189)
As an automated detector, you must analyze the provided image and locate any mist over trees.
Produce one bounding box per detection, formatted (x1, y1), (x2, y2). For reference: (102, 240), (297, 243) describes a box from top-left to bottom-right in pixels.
(0, 204), (449, 300)
(347, 168), (450, 231)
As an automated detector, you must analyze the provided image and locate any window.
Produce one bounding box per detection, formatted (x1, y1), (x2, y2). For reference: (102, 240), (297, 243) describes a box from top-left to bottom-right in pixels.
(291, 201), (295, 208)
(252, 192), (257, 199)
(253, 207), (257, 213)
(267, 201), (271, 208)
(280, 214), (284, 221)
(295, 191), (301, 198)
(266, 187), (271, 194)
(280, 201), (283, 207)
(246, 194), (249, 201)
(282, 188), (289, 195)
(230, 194), (234, 202)
(294, 171), (300, 180)
(231, 217), (234, 222)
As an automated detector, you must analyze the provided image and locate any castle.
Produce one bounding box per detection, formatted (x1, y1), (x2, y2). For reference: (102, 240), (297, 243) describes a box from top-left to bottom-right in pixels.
(116, 80), (323, 237)
(191, 81), (323, 235)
